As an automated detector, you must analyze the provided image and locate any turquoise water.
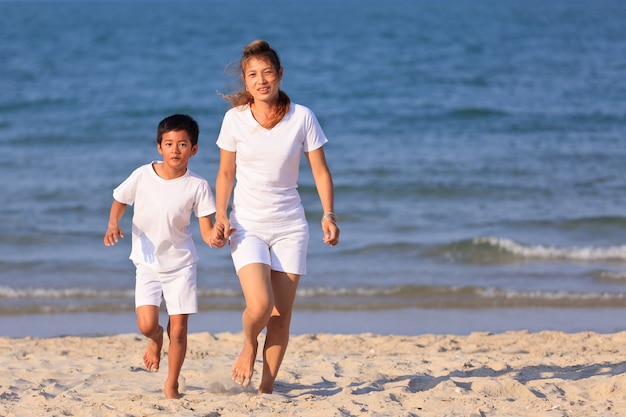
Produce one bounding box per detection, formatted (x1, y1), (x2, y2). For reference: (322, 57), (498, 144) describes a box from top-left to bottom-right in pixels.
(2, 0), (626, 336)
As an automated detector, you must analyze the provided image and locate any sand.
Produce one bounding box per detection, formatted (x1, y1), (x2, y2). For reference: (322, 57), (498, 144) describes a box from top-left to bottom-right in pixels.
(1, 331), (625, 416)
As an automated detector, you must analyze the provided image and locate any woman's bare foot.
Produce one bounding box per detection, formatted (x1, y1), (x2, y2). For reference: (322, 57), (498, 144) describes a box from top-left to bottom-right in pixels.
(231, 341), (257, 387)
(143, 326), (163, 372)
(164, 380), (180, 399)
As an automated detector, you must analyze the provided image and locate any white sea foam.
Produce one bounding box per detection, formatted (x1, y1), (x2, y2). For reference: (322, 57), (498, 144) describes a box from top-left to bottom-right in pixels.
(472, 237), (626, 261)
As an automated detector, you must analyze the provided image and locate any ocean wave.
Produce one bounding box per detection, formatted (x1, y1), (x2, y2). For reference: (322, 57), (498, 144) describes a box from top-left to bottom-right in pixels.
(0, 97), (68, 113)
(340, 242), (421, 255)
(0, 286), (129, 299)
(516, 215), (626, 230)
(2, 284), (626, 315)
(432, 236), (626, 264)
(593, 270), (626, 282)
(0, 286), (239, 300)
(340, 236), (626, 264)
(445, 107), (509, 119)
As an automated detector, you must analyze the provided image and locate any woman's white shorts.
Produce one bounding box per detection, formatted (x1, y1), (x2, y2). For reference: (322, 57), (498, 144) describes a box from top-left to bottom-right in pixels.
(229, 218), (309, 276)
(134, 263), (198, 315)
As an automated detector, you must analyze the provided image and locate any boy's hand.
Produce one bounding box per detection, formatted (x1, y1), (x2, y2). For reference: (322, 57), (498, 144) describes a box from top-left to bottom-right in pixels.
(104, 225), (124, 246)
(209, 223), (236, 248)
(208, 223), (225, 248)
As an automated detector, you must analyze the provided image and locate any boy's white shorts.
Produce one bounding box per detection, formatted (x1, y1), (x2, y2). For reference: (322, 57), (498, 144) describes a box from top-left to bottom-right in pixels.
(229, 217), (309, 276)
(134, 263), (198, 315)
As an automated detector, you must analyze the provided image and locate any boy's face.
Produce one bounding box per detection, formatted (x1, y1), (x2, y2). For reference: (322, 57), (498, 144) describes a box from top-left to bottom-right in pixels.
(157, 130), (198, 172)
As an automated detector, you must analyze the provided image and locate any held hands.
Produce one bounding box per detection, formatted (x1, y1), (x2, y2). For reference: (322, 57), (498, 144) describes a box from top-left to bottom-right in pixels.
(103, 225), (124, 246)
(208, 222), (236, 248)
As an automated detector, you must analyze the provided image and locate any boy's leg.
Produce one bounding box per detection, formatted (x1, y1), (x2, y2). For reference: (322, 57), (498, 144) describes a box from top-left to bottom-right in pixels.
(136, 305), (163, 372)
(164, 314), (188, 399)
(160, 264), (196, 399)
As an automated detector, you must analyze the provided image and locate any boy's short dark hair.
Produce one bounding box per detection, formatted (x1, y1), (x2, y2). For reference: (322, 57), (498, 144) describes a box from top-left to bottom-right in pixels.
(157, 114), (200, 146)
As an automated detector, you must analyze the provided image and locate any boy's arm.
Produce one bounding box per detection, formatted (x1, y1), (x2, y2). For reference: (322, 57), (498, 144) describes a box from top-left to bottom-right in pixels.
(199, 216), (227, 248)
(104, 200), (127, 246)
(198, 215), (214, 246)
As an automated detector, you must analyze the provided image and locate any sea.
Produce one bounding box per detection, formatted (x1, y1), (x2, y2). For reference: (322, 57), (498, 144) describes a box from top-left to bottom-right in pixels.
(2, 0), (626, 338)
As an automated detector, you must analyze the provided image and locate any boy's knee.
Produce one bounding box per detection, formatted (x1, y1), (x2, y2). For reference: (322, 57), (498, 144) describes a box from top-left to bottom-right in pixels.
(169, 332), (186, 345)
(167, 323), (187, 343)
(138, 322), (160, 338)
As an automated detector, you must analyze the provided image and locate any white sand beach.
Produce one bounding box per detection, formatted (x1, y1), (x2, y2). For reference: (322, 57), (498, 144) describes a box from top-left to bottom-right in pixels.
(1, 331), (625, 416)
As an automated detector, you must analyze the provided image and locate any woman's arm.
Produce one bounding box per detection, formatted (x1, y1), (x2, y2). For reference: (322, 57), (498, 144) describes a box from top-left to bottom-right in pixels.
(306, 147), (340, 246)
(214, 148), (237, 239)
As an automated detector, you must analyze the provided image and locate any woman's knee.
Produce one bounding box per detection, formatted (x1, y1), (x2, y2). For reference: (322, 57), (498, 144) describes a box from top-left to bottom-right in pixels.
(266, 312), (292, 334)
(247, 302), (274, 323)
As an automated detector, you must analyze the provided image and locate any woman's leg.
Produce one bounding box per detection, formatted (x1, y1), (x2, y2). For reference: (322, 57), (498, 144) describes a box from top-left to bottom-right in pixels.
(258, 271), (300, 394)
(232, 263), (273, 387)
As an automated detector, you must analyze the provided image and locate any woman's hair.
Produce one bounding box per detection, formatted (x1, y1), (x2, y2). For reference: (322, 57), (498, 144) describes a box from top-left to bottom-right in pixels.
(221, 40), (290, 129)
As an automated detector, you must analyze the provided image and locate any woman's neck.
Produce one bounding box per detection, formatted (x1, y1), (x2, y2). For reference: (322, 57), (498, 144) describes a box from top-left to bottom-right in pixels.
(250, 101), (277, 128)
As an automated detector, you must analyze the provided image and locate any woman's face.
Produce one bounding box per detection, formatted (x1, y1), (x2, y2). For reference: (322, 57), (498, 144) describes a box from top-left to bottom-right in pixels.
(243, 57), (282, 104)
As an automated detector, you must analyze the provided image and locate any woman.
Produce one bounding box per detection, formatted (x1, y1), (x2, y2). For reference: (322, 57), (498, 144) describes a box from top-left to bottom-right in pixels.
(213, 39), (340, 394)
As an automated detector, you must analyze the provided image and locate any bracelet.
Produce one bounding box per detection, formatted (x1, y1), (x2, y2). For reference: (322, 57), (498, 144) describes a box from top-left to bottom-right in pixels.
(321, 212), (338, 224)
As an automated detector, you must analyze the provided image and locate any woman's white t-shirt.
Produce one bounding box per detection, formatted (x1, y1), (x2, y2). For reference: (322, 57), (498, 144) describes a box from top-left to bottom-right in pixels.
(216, 103), (328, 223)
(113, 162), (216, 272)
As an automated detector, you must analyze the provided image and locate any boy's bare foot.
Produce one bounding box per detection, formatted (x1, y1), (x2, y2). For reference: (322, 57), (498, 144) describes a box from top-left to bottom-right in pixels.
(231, 342), (257, 387)
(143, 326), (163, 372)
(164, 381), (180, 399)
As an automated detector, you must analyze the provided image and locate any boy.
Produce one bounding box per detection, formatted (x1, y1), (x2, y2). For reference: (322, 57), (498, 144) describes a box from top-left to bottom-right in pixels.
(103, 114), (225, 399)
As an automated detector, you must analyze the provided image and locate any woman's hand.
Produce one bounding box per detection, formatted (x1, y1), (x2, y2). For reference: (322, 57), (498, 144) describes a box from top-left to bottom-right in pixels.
(322, 219), (340, 247)
(209, 221), (237, 248)
(209, 223), (227, 248)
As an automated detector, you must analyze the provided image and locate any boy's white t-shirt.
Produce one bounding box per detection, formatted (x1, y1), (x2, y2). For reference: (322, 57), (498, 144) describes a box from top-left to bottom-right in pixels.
(216, 103), (328, 223)
(113, 162), (216, 272)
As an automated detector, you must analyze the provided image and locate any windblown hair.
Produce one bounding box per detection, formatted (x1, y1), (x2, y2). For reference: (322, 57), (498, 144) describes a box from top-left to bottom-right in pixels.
(157, 114), (199, 145)
(222, 40), (290, 129)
